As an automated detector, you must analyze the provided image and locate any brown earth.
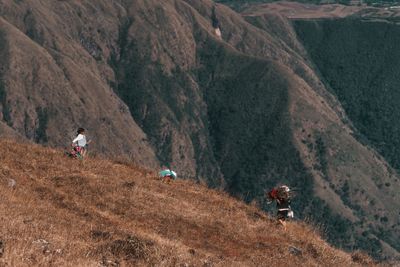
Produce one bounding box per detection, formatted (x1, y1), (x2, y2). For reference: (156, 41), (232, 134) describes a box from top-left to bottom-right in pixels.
(0, 139), (376, 266)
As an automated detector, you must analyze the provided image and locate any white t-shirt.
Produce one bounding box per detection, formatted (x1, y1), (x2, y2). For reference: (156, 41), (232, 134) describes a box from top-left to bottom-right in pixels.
(72, 134), (87, 147)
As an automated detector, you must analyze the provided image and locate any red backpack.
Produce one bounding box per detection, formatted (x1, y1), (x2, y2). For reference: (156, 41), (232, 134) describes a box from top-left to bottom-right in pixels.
(268, 186), (291, 200)
(268, 188), (279, 200)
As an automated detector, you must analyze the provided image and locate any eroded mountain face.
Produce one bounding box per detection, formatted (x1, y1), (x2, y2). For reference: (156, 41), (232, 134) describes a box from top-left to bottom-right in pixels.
(0, 0), (399, 259)
(0, 0), (159, 168)
(295, 19), (400, 171)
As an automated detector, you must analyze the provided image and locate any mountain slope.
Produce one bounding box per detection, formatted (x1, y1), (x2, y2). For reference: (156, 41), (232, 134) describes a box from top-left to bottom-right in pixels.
(0, 0), (399, 259)
(0, 1), (158, 167)
(0, 140), (373, 266)
(238, 6), (400, 259)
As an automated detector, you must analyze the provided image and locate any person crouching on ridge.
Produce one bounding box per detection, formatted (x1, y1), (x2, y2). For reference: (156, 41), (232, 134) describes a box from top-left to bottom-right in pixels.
(267, 185), (294, 229)
(158, 168), (177, 184)
(71, 127), (91, 159)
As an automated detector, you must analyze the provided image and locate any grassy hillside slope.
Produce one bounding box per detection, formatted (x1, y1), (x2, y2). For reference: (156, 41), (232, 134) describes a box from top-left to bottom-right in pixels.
(0, 139), (374, 266)
(0, 2), (159, 167)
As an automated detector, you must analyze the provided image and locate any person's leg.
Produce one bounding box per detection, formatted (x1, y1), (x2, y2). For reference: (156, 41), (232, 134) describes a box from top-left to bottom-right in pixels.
(81, 147), (87, 158)
(278, 219), (287, 230)
(277, 211), (288, 230)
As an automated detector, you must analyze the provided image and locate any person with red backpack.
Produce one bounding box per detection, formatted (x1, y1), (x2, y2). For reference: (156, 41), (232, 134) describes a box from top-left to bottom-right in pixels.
(267, 185), (294, 229)
(68, 128), (91, 159)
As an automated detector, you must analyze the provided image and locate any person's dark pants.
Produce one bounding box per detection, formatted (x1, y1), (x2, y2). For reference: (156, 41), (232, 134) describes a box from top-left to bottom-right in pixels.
(277, 210), (289, 221)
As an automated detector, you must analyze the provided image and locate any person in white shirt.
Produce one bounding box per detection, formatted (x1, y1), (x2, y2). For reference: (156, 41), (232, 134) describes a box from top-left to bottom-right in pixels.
(72, 128), (90, 158)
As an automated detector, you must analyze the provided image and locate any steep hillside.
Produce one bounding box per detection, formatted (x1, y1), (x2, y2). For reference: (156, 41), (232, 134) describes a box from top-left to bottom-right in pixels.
(0, 0), (400, 260)
(0, 0), (159, 168)
(294, 18), (400, 171)
(292, 16), (400, 258)
(0, 140), (374, 266)
(225, 3), (400, 259)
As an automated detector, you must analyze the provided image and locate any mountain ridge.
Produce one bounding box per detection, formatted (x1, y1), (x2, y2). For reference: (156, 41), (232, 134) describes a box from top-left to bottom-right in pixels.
(0, 0), (399, 259)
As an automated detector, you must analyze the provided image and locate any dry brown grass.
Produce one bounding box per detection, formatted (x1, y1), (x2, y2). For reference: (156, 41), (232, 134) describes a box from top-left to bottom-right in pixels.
(0, 139), (375, 266)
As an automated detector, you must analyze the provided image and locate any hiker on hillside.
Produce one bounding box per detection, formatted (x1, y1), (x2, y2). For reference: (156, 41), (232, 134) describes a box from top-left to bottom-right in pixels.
(70, 127), (91, 159)
(267, 185), (294, 229)
(159, 168), (177, 184)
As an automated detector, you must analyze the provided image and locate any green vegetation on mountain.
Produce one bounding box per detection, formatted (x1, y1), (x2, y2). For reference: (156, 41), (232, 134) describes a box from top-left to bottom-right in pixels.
(294, 18), (400, 256)
(111, 22), (362, 254)
(215, 0), (271, 10)
(216, 0), (400, 11)
(294, 19), (400, 172)
(215, 0), (351, 10)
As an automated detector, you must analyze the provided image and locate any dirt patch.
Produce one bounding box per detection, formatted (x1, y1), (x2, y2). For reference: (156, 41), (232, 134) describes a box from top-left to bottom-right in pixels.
(307, 243), (320, 259)
(98, 236), (155, 263)
(52, 175), (88, 188)
(351, 251), (376, 265)
(90, 230), (112, 241)
(0, 240), (4, 257)
(122, 181), (135, 189)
